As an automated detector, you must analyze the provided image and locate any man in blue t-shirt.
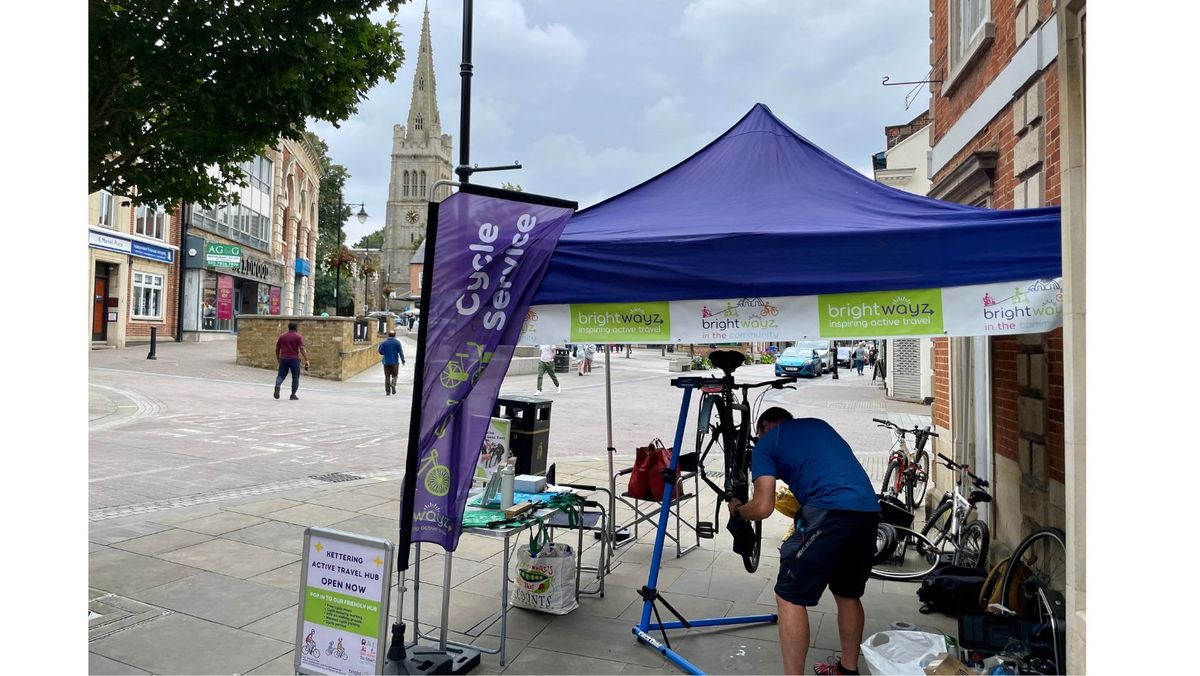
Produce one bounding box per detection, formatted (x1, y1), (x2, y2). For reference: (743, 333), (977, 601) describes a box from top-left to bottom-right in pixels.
(378, 331), (406, 396)
(727, 407), (879, 676)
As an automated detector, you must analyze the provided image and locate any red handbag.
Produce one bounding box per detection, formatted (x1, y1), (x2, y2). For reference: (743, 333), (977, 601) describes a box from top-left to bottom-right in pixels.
(628, 439), (681, 501)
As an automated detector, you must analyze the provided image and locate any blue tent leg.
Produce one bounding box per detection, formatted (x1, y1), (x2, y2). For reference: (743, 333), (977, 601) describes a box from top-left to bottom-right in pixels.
(631, 381), (778, 675)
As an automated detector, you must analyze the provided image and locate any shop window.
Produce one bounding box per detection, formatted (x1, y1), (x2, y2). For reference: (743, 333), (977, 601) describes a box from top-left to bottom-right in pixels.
(132, 271), (164, 319)
(136, 204), (168, 240)
(98, 190), (116, 228)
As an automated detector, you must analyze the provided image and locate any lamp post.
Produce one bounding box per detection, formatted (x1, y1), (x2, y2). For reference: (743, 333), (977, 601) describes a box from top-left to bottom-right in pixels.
(335, 200), (368, 317)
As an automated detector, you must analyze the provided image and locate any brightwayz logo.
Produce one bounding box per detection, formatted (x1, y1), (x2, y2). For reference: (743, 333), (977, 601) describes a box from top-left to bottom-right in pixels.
(577, 306), (664, 329)
(979, 282), (1062, 330)
(822, 291), (941, 332)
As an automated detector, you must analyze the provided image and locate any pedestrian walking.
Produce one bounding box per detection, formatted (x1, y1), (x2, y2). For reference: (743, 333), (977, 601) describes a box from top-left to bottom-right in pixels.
(868, 343), (877, 366)
(378, 331), (406, 396)
(273, 321), (310, 400)
(854, 341), (866, 375)
(536, 344), (561, 395)
(578, 343), (596, 375)
(726, 408), (880, 676)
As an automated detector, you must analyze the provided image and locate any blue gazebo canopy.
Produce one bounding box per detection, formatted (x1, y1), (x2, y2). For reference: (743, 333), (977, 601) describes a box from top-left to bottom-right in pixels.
(532, 104), (1060, 305)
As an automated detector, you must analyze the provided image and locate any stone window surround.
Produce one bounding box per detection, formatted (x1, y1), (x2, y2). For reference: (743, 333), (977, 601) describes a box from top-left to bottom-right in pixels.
(131, 270), (165, 320)
(929, 150), (997, 207)
(135, 203), (168, 240)
(943, 0), (996, 95)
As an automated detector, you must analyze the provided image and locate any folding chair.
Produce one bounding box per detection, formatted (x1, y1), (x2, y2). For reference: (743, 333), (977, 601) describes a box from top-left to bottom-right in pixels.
(609, 463), (701, 560)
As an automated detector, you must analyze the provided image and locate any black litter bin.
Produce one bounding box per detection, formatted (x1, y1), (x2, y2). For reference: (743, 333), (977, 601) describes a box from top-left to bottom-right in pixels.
(553, 348), (570, 373)
(494, 395), (552, 475)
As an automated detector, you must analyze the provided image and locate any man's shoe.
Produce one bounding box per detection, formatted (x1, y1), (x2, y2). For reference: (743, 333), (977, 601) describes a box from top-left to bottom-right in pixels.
(813, 655), (859, 675)
(289, 394), (299, 400)
(273, 386), (280, 399)
(534, 389), (542, 395)
(556, 385), (562, 394)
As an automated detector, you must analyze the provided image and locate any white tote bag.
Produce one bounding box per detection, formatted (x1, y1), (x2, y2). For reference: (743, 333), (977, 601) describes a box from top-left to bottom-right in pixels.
(510, 538), (578, 615)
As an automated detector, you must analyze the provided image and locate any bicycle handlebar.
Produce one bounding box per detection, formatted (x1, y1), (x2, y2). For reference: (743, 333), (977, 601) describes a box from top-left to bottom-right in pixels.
(936, 453), (989, 487)
(873, 418), (939, 438)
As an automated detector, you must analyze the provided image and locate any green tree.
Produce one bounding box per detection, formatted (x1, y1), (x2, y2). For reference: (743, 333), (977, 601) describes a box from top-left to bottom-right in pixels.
(90, 0), (407, 207)
(355, 228), (384, 249)
(306, 131), (354, 313)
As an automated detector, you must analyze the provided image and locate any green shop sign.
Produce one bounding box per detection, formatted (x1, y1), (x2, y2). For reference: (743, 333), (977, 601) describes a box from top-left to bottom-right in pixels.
(569, 302), (671, 343)
(818, 288), (945, 337)
(205, 242), (241, 268)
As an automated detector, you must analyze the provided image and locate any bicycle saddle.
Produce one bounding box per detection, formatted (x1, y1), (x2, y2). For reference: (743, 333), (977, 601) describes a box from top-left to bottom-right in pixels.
(708, 350), (746, 376)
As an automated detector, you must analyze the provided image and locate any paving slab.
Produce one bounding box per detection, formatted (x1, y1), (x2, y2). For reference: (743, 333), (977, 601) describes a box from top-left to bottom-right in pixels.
(242, 604), (300, 643)
(223, 519), (308, 553)
(110, 528), (215, 556)
(501, 646), (630, 675)
(327, 513), (402, 542)
(359, 499), (403, 519)
(88, 652), (149, 675)
(158, 538), (300, 578)
(659, 628), (783, 674)
(223, 497), (306, 516)
(249, 561), (303, 592)
(569, 584), (640, 620)
(308, 490), (392, 511)
(89, 612), (291, 676)
(172, 510), (268, 535)
(352, 479), (406, 499)
(527, 612), (667, 668)
(264, 502), (361, 527)
(89, 548), (201, 596)
(246, 651), (297, 675)
(617, 590), (733, 624)
(89, 521), (172, 545)
(134, 571), (298, 627)
(478, 605), (556, 642)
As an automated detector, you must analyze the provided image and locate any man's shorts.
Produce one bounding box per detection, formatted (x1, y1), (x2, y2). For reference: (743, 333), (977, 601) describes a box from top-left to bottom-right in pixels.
(775, 506), (879, 606)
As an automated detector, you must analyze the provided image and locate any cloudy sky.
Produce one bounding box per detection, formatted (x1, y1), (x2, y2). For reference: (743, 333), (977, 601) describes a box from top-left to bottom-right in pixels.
(311, 0), (933, 245)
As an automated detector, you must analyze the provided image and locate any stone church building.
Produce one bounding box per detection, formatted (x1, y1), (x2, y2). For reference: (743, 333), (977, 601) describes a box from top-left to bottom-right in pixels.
(384, 3), (453, 308)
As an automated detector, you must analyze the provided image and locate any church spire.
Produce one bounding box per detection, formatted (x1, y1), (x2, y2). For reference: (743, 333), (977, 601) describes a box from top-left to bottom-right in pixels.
(406, 1), (441, 142)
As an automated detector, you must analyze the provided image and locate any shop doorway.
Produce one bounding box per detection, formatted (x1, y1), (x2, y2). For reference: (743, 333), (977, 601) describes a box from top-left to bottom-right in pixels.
(93, 266), (109, 341)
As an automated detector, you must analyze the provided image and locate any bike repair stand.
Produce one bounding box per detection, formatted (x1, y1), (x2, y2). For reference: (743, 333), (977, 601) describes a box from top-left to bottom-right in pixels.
(631, 377), (778, 675)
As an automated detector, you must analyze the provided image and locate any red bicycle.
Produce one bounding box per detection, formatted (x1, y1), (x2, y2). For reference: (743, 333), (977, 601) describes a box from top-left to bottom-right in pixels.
(874, 418), (937, 511)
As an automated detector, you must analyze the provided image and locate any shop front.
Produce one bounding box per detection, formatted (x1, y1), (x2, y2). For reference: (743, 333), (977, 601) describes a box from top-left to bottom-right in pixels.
(182, 237), (286, 338)
(88, 227), (177, 348)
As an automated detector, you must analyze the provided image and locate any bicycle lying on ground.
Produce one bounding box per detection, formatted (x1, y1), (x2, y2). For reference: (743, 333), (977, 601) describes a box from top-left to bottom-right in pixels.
(921, 453), (991, 568)
(874, 418), (937, 511)
(692, 350), (796, 573)
(988, 526), (1067, 674)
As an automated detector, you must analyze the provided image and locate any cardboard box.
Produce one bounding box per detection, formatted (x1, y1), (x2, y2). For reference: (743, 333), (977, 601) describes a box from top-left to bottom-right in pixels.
(924, 653), (977, 675)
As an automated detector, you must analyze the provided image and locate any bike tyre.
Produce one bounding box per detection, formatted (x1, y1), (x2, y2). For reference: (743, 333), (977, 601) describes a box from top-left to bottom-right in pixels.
(1000, 527), (1067, 617)
(742, 519), (762, 573)
(873, 522), (898, 565)
(870, 526), (940, 581)
(920, 500), (954, 557)
(953, 519), (990, 569)
(880, 459), (901, 498)
(910, 451), (930, 508)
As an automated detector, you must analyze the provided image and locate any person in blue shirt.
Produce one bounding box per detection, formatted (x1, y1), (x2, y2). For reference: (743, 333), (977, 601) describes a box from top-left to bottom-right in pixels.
(378, 331), (406, 396)
(727, 407), (879, 676)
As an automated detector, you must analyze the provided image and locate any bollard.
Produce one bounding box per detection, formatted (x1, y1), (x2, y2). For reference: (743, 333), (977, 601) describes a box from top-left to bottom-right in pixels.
(147, 326), (158, 360)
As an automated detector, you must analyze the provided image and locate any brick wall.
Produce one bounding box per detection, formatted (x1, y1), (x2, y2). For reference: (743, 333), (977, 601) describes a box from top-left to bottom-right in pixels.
(236, 315), (392, 380)
(124, 201), (183, 342)
(931, 337), (950, 429)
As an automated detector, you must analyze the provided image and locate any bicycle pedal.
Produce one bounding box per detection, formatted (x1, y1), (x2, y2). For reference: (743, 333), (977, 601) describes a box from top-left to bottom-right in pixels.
(697, 521), (716, 539)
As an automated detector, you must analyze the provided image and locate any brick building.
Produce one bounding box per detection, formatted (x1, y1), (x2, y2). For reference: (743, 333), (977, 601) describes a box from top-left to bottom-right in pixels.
(87, 191), (182, 349)
(924, 0), (1085, 669)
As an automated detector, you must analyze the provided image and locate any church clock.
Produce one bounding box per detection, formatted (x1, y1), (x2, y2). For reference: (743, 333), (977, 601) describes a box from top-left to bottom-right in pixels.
(405, 208), (420, 224)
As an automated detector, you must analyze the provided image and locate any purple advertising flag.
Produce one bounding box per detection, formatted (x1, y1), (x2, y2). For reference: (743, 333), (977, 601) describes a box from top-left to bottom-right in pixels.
(406, 187), (575, 551)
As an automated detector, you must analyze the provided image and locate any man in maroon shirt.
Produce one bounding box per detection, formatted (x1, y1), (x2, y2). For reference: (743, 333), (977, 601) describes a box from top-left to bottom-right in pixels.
(274, 322), (310, 400)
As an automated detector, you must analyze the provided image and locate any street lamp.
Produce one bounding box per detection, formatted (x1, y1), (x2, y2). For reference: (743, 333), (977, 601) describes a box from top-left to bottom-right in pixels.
(335, 200), (369, 316)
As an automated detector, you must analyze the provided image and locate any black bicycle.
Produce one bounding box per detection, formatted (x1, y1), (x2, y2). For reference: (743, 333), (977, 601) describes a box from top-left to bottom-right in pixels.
(692, 350), (796, 573)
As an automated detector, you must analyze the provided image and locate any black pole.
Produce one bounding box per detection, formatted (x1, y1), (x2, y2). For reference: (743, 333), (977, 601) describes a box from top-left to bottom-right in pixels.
(455, 0), (474, 183)
(335, 209), (343, 317)
(175, 202), (191, 343)
(147, 327), (158, 360)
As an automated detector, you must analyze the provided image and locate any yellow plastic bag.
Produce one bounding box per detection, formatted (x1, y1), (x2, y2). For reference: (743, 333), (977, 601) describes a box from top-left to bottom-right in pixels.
(775, 488), (799, 519)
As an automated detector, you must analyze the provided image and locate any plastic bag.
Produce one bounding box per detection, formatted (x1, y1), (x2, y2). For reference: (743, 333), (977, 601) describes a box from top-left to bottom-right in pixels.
(510, 541), (578, 615)
(860, 630), (947, 675)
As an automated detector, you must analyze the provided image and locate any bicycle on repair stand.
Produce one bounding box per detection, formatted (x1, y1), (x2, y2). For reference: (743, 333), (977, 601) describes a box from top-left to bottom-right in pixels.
(689, 350), (796, 573)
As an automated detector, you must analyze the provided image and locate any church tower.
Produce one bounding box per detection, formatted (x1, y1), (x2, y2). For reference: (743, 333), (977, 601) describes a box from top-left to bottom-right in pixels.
(384, 1), (453, 306)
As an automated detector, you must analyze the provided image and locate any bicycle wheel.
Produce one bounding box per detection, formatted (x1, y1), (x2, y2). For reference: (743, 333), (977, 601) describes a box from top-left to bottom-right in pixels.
(873, 522), (898, 565)
(910, 451), (930, 507)
(742, 519), (762, 573)
(880, 459), (901, 497)
(1001, 527), (1067, 618)
(952, 519), (990, 569)
(920, 500), (954, 558)
(870, 526), (940, 581)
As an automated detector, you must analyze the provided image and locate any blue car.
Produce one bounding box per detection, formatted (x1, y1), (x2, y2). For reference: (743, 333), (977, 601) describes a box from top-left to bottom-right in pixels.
(774, 346), (824, 378)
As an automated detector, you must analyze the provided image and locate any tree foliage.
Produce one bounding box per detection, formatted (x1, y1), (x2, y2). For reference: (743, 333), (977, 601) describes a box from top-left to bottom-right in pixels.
(354, 228), (384, 249)
(90, 0), (406, 206)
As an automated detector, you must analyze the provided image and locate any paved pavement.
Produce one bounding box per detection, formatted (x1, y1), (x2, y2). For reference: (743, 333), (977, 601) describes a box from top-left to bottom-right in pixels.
(90, 341), (950, 675)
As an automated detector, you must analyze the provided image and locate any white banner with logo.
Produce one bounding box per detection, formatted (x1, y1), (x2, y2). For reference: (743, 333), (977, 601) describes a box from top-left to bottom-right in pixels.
(516, 278), (1063, 344)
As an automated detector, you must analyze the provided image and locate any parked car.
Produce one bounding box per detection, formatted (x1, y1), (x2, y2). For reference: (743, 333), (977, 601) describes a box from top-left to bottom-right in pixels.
(774, 344), (826, 378)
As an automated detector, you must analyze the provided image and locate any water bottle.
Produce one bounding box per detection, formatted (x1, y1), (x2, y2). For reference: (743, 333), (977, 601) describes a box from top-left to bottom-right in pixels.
(500, 463), (515, 509)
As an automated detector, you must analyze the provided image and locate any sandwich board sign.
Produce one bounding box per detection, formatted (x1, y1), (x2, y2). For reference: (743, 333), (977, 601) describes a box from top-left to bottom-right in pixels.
(295, 527), (393, 675)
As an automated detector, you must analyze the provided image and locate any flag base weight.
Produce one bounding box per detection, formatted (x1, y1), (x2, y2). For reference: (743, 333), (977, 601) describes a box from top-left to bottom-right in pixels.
(387, 645), (480, 675)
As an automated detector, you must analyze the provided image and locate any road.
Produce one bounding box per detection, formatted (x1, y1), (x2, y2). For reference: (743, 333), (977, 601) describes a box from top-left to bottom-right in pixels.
(90, 340), (928, 517)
